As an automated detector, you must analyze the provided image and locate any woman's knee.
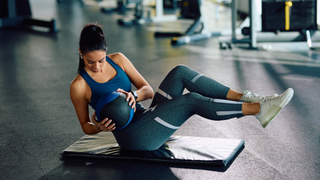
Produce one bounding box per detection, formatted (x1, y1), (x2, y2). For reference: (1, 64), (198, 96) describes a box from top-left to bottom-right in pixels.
(169, 65), (193, 77)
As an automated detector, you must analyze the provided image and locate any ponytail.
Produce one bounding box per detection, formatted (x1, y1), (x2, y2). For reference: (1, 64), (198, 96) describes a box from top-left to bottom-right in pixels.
(78, 23), (107, 73)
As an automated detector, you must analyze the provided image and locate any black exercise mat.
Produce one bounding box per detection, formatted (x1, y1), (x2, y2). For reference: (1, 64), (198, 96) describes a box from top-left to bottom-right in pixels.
(62, 132), (244, 166)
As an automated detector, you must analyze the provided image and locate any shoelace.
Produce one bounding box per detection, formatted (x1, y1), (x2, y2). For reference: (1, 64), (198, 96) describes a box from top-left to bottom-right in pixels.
(245, 90), (278, 101)
(244, 91), (266, 100)
(261, 94), (281, 107)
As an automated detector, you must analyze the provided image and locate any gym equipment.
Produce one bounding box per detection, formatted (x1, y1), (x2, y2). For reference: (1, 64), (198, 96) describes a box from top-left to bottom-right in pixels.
(154, 0), (232, 45)
(219, 0), (319, 50)
(261, 0), (317, 32)
(0, 0), (57, 32)
(116, 0), (147, 26)
(101, 0), (128, 13)
(95, 91), (134, 130)
(117, 0), (177, 26)
(62, 132), (245, 166)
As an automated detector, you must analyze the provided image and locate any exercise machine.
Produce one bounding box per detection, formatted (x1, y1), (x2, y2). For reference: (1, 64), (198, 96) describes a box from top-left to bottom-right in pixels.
(117, 0), (147, 25)
(155, 0), (225, 45)
(117, 0), (177, 26)
(0, 0), (57, 32)
(154, 0), (240, 45)
(101, 0), (128, 13)
(219, 0), (319, 50)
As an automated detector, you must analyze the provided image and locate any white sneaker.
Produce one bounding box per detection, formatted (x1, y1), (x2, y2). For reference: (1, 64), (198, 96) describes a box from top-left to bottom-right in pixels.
(255, 88), (294, 128)
(240, 90), (278, 103)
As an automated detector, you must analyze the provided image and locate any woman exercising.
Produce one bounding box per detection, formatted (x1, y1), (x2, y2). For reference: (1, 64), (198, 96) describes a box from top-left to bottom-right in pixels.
(70, 23), (294, 151)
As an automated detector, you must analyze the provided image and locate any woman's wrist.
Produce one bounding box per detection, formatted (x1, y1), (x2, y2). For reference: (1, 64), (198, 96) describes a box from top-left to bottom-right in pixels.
(130, 91), (138, 100)
(91, 121), (102, 133)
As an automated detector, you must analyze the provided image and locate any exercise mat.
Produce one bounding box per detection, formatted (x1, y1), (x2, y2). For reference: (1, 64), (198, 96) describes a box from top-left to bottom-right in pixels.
(62, 132), (244, 166)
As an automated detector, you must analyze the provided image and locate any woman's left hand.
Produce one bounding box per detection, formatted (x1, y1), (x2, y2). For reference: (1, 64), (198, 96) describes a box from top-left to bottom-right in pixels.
(117, 88), (136, 112)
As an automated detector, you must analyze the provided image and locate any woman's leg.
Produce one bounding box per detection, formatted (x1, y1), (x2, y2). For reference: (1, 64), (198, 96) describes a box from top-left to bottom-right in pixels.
(113, 65), (293, 151)
(150, 65), (232, 107)
(227, 89), (243, 101)
(150, 65), (281, 107)
(114, 92), (256, 151)
(242, 102), (260, 115)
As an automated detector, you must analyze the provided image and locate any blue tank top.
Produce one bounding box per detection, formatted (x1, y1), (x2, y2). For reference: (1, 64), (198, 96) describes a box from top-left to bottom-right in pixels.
(79, 56), (131, 110)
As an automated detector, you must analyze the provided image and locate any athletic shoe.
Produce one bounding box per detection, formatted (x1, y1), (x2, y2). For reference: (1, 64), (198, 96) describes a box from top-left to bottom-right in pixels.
(255, 88), (294, 128)
(240, 90), (278, 103)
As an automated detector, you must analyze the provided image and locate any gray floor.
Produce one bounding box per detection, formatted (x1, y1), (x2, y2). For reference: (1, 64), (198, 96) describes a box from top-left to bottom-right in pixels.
(1, 0), (320, 179)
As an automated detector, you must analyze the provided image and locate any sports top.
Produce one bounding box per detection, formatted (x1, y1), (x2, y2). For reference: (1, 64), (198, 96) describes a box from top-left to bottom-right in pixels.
(79, 56), (131, 110)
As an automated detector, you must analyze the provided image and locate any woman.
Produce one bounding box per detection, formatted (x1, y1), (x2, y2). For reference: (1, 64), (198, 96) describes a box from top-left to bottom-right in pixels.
(70, 24), (294, 151)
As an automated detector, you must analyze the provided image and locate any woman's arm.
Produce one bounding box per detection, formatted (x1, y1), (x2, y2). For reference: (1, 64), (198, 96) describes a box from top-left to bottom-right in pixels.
(111, 53), (154, 102)
(70, 76), (116, 135)
(70, 53), (153, 134)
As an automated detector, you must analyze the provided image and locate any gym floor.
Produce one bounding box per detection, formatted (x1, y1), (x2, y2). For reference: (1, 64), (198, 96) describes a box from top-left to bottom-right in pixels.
(1, 0), (320, 179)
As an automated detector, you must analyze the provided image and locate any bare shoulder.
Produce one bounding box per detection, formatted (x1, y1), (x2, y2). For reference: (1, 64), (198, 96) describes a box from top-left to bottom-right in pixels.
(108, 52), (127, 60)
(70, 74), (84, 87)
(107, 52), (131, 69)
(70, 74), (87, 96)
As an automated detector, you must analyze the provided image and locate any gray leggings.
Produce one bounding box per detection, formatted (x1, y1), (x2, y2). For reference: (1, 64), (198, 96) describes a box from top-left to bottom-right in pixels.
(113, 65), (243, 151)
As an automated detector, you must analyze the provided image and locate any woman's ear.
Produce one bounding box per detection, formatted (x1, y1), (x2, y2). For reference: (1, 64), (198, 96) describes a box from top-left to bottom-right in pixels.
(79, 49), (83, 59)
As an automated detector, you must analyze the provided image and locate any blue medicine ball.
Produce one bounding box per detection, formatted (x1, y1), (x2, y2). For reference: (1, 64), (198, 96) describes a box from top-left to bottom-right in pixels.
(95, 91), (134, 130)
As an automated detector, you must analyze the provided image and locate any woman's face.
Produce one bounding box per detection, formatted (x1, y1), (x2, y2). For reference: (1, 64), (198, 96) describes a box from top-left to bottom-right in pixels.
(82, 50), (106, 73)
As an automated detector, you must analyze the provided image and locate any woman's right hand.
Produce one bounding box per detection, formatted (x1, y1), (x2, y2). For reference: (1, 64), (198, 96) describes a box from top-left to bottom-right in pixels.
(91, 112), (116, 132)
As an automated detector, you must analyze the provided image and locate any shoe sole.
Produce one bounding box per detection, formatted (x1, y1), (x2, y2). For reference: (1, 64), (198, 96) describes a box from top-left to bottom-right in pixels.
(260, 88), (294, 128)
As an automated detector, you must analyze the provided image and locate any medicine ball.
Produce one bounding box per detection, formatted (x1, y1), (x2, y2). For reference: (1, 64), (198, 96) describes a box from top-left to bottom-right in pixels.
(95, 91), (134, 130)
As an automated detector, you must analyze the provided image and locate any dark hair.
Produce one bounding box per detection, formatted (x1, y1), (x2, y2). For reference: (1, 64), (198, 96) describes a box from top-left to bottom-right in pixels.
(78, 23), (107, 73)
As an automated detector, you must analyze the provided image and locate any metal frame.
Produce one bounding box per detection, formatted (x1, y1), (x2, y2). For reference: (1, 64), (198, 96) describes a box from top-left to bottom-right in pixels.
(117, 0), (177, 26)
(220, 0), (319, 50)
(155, 0), (229, 45)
